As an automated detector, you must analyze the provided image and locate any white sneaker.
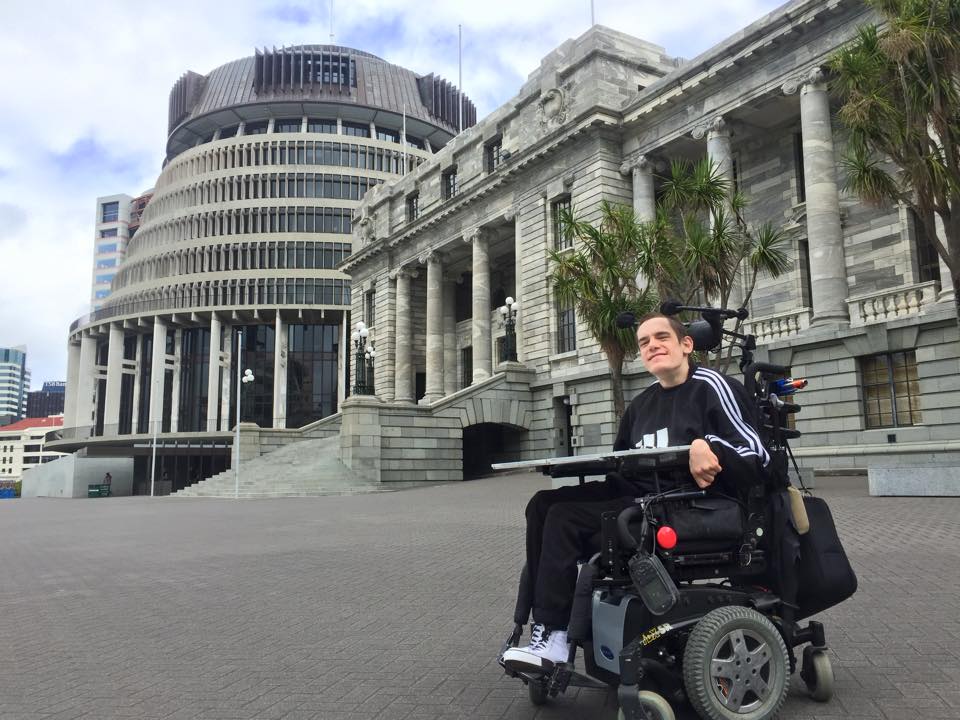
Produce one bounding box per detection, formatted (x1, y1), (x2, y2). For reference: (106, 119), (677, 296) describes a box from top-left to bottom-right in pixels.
(502, 624), (570, 671)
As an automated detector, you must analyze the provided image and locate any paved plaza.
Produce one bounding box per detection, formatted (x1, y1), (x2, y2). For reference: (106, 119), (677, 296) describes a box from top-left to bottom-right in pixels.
(1, 474), (959, 720)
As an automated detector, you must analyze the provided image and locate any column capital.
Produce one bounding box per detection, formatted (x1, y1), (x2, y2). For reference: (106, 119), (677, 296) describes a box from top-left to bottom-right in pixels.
(619, 153), (661, 176)
(692, 116), (731, 141)
(389, 265), (418, 281)
(503, 205), (519, 223)
(463, 226), (491, 245)
(418, 250), (444, 266)
(782, 66), (829, 96)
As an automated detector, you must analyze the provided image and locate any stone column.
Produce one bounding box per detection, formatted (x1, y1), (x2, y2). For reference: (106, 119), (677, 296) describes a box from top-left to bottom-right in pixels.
(443, 279), (458, 395)
(149, 318), (167, 435)
(64, 340), (81, 429)
(130, 335), (143, 433)
(169, 329), (182, 433)
(508, 206), (526, 362)
(420, 252), (444, 404)
(702, 117), (734, 189)
(935, 214), (956, 302)
(103, 323), (124, 434)
(76, 336), (98, 431)
(619, 154), (657, 222)
(376, 275), (394, 402)
(207, 314), (221, 431)
(220, 325), (233, 430)
(785, 68), (849, 325)
(466, 227), (492, 383)
(392, 268), (415, 403)
(273, 313), (288, 428)
(337, 314), (348, 406)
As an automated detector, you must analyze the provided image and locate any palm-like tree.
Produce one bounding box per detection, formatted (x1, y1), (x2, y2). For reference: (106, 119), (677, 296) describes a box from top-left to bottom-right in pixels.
(550, 160), (791, 416)
(550, 202), (659, 418)
(829, 0), (960, 318)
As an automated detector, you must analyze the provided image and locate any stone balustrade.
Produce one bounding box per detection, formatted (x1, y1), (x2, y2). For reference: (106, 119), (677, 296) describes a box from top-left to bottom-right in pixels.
(848, 281), (939, 327)
(745, 308), (812, 343)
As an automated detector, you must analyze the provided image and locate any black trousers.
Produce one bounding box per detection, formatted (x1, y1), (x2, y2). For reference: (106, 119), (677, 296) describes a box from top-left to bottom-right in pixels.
(524, 475), (644, 628)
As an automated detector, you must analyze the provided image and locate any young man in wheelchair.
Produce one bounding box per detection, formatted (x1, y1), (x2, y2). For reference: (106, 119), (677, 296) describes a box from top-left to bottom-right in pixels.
(502, 311), (770, 672)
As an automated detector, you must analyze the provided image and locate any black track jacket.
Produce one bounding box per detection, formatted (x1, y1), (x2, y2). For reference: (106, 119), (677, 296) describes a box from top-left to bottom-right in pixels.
(612, 364), (769, 494)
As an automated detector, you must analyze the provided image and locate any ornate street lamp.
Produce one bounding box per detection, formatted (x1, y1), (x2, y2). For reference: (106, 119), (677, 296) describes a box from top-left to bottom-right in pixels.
(352, 321), (374, 395)
(364, 343), (376, 394)
(498, 296), (520, 362)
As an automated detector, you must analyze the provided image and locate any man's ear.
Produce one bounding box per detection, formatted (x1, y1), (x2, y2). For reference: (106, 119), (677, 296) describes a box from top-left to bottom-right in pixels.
(681, 334), (695, 354)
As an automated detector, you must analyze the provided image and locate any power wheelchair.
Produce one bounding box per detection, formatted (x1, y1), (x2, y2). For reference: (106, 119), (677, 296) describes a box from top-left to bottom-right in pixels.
(493, 305), (857, 720)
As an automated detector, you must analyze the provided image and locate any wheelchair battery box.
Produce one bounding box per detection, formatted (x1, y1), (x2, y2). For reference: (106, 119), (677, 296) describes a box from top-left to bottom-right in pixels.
(627, 553), (679, 615)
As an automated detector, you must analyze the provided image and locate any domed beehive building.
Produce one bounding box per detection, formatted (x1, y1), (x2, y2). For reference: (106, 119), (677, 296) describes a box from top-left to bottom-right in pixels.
(59, 46), (474, 492)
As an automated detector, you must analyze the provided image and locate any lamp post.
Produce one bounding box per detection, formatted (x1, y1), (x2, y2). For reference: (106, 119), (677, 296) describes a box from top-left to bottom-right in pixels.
(351, 321), (374, 395)
(234, 328), (255, 499)
(365, 343), (376, 394)
(498, 296), (520, 362)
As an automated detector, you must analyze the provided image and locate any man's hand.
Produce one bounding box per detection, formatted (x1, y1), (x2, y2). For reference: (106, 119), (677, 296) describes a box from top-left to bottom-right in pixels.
(689, 438), (721, 488)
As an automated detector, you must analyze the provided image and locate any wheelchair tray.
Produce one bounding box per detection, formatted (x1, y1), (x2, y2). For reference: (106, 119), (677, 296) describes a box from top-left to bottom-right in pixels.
(491, 446), (690, 479)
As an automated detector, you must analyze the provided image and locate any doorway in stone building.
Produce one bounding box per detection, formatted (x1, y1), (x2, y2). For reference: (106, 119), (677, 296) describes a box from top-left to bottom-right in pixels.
(462, 422), (524, 479)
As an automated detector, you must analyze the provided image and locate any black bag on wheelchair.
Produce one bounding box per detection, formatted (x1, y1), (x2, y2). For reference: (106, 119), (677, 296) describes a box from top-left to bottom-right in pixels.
(658, 496), (746, 545)
(796, 496), (857, 619)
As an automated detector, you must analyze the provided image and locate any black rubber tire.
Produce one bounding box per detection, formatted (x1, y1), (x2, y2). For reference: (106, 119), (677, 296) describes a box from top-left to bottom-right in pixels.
(682, 606), (789, 720)
(528, 679), (549, 706)
(616, 690), (676, 720)
(803, 650), (834, 703)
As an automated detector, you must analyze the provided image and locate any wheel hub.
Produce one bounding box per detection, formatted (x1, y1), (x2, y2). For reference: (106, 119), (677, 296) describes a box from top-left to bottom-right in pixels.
(709, 628), (773, 713)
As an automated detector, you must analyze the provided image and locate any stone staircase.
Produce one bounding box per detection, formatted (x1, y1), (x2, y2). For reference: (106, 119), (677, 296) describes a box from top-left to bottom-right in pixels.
(171, 436), (426, 498)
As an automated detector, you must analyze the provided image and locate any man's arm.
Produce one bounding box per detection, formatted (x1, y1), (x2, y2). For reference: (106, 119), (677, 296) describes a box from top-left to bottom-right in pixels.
(690, 367), (769, 488)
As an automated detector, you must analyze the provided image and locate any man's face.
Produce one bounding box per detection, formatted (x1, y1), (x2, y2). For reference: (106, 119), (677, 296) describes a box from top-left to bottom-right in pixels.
(636, 317), (693, 378)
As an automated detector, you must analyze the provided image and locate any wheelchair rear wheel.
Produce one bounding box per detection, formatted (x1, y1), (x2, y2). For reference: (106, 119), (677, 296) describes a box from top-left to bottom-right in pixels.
(616, 690), (675, 720)
(682, 606), (789, 720)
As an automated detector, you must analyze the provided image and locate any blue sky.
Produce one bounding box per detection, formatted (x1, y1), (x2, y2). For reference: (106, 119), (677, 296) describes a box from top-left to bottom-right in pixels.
(0, 0), (786, 389)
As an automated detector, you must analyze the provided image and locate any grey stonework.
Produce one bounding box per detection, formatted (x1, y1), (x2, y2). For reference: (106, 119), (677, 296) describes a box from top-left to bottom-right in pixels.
(331, 0), (960, 482)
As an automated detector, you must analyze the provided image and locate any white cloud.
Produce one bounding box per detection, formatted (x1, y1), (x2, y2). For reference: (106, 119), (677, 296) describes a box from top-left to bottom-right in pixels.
(0, 0), (783, 388)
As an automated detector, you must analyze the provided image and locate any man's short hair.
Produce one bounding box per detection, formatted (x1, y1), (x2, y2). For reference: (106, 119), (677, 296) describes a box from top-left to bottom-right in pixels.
(636, 312), (687, 341)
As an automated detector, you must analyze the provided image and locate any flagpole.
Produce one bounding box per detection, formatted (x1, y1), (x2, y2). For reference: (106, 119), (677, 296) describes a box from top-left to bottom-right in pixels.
(234, 330), (242, 500)
(402, 104), (408, 173)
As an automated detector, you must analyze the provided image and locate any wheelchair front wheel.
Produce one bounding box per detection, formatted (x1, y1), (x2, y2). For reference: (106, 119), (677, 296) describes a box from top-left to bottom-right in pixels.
(801, 649), (834, 702)
(528, 679), (549, 706)
(617, 690), (675, 720)
(682, 606), (789, 720)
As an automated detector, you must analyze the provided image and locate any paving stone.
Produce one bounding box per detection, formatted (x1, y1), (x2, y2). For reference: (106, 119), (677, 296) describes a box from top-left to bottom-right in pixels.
(0, 474), (957, 719)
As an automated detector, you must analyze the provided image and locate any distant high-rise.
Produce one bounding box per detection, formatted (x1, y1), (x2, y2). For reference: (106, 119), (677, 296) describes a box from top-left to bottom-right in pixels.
(91, 191), (153, 311)
(27, 381), (66, 418)
(0, 346), (31, 426)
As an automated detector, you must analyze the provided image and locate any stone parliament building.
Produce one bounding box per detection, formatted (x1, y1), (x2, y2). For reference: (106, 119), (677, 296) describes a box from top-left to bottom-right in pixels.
(339, 0), (959, 484)
(50, 0), (960, 494)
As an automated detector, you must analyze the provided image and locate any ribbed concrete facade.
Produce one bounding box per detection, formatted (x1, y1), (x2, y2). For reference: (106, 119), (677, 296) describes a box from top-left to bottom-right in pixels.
(58, 46), (474, 494)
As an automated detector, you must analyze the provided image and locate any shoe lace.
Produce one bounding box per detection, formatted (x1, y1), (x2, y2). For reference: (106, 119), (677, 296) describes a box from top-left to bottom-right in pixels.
(529, 625), (551, 651)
